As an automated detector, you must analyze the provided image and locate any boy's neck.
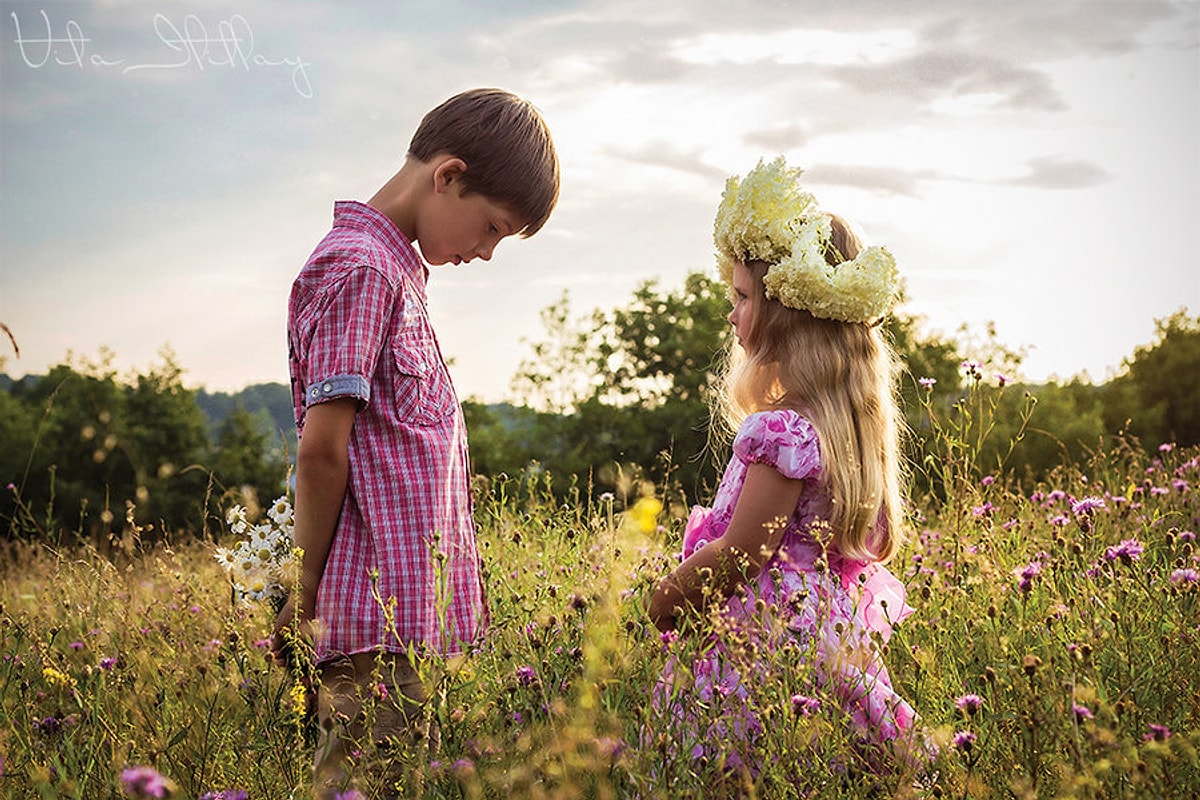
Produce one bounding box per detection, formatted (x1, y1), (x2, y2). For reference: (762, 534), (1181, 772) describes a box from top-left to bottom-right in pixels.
(366, 156), (428, 243)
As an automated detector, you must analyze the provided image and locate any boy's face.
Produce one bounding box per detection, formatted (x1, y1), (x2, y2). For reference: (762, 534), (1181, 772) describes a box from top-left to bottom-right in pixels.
(419, 170), (525, 266)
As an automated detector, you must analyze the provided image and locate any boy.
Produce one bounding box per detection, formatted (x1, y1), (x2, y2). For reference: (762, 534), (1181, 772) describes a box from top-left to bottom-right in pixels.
(272, 87), (559, 798)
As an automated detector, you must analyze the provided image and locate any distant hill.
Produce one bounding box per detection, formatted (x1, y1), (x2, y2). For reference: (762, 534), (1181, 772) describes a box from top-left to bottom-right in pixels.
(1, 373), (297, 460)
(196, 382), (297, 460)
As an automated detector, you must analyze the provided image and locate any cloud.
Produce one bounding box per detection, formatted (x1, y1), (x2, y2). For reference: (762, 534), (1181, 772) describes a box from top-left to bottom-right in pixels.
(602, 141), (726, 181)
(826, 49), (1065, 112)
(1004, 156), (1111, 190)
(802, 164), (943, 197)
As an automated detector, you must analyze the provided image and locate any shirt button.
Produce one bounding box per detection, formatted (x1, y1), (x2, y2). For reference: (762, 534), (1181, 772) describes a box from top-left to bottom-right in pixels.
(323, 382), (333, 393)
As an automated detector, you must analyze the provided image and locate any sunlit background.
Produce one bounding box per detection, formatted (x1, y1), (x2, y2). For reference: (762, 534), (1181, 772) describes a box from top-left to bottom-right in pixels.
(3, 0), (1197, 400)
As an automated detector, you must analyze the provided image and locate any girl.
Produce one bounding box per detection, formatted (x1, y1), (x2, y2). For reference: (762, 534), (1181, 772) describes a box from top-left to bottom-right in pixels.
(648, 157), (923, 780)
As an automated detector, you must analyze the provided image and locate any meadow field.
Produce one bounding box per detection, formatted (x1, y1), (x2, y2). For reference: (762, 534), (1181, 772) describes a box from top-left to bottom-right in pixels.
(2, 419), (1198, 798)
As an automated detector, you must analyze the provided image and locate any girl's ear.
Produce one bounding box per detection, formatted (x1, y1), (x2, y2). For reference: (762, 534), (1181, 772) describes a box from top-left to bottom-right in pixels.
(432, 157), (468, 194)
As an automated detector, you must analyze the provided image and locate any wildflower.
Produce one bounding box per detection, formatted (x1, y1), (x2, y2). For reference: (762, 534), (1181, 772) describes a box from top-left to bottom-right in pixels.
(1104, 538), (1144, 563)
(972, 502), (994, 518)
(1169, 568), (1198, 586)
(451, 758), (476, 778)
(1071, 496), (1106, 516)
(1145, 723), (1172, 741)
(918, 377), (937, 389)
(99, 657), (117, 671)
(954, 694), (984, 716)
(200, 792), (249, 800)
(952, 730), (976, 750)
(373, 682), (389, 701)
(626, 496), (663, 535)
(288, 682), (307, 716)
(1172, 479), (1188, 493)
(995, 372), (1009, 387)
(1049, 514), (1070, 527)
(120, 766), (176, 798)
(981, 475), (995, 486)
(791, 694), (821, 716)
(595, 735), (626, 759)
(1159, 443), (1174, 453)
(42, 666), (75, 689)
(334, 792), (366, 800)
(1073, 704), (1094, 722)
(515, 664), (538, 687)
(1180, 530), (1197, 543)
(69, 641), (84, 650)
(1014, 560), (1042, 592)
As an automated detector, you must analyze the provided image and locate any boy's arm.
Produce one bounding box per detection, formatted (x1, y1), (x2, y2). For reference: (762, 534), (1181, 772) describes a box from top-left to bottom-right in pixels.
(271, 397), (358, 662)
(648, 463), (804, 632)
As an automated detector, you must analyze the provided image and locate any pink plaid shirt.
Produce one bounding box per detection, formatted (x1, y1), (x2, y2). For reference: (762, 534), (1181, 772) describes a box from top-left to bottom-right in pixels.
(288, 201), (487, 660)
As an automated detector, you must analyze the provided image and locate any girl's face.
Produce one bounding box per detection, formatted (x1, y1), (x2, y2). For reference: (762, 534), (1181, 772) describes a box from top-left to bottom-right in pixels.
(727, 261), (757, 348)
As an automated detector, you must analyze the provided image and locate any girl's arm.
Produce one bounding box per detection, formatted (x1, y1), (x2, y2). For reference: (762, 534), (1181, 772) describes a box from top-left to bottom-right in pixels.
(271, 397), (357, 664)
(649, 462), (805, 632)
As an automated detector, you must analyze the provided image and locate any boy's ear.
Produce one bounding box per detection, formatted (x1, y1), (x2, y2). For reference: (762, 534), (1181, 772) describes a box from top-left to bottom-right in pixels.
(432, 157), (468, 194)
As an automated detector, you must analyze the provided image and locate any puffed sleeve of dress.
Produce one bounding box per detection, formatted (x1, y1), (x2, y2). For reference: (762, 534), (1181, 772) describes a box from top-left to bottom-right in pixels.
(732, 410), (822, 482)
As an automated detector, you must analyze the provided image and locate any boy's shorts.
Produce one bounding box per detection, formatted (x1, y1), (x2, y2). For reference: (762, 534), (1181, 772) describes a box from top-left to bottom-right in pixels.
(312, 651), (437, 799)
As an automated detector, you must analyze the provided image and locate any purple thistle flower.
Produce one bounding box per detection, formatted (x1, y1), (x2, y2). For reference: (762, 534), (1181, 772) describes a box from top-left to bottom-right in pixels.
(1073, 704), (1094, 722)
(954, 694), (984, 715)
(1014, 561), (1042, 592)
(1169, 568), (1198, 586)
(120, 766), (172, 798)
(1104, 538), (1144, 562)
(791, 693), (821, 716)
(952, 730), (977, 750)
(1180, 530), (1197, 543)
(1070, 496), (1106, 516)
(200, 792), (249, 800)
(1145, 723), (1172, 741)
(515, 665), (537, 687)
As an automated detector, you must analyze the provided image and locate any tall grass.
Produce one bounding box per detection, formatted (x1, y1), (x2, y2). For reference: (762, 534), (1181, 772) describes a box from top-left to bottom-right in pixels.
(1, 390), (1198, 798)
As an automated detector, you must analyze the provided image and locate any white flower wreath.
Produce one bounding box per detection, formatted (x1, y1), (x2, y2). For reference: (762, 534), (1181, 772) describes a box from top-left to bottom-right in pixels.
(714, 156), (900, 324)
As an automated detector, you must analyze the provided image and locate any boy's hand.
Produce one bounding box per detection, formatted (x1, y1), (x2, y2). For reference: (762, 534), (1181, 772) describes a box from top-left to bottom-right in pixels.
(271, 593), (315, 670)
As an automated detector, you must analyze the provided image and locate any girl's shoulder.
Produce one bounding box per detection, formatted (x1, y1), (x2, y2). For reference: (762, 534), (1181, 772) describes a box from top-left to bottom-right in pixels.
(733, 409), (820, 481)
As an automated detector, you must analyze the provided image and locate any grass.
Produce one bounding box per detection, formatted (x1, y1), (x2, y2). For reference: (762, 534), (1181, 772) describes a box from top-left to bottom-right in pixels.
(2, 433), (1199, 797)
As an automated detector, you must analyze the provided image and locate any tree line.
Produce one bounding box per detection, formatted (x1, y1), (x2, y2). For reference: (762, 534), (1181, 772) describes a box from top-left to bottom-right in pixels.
(2, 275), (1196, 540)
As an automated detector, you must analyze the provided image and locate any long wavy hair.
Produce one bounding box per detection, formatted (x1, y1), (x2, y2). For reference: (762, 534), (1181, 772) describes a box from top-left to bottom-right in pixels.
(714, 214), (906, 563)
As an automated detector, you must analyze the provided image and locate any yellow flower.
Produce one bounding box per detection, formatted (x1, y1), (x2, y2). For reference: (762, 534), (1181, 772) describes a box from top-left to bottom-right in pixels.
(43, 666), (75, 689)
(626, 496), (663, 535)
(289, 682), (307, 716)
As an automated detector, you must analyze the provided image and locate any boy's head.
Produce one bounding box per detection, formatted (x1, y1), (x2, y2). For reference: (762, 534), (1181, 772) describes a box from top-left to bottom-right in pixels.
(409, 88), (559, 237)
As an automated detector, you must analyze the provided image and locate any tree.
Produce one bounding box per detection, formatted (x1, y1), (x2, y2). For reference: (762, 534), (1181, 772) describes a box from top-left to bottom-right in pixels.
(211, 404), (289, 513)
(1102, 309), (1200, 447)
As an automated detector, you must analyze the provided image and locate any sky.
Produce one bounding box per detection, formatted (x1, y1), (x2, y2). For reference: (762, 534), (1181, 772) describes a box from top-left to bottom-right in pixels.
(2, 0), (1198, 404)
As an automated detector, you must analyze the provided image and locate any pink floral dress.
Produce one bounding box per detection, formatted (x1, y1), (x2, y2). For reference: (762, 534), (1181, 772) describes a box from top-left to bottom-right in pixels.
(651, 410), (920, 772)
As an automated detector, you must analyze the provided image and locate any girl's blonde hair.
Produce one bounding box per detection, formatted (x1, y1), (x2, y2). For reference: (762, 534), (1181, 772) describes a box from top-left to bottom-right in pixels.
(715, 214), (906, 563)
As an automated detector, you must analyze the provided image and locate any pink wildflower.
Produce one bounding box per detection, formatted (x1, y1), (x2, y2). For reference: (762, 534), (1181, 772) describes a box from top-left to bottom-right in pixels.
(1073, 704), (1094, 722)
(955, 694), (984, 716)
(1104, 538), (1144, 563)
(1145, 723), (1172, 741)
(1169, 568), (1198, 586)
(120, 766), (173, 798)
(952, 730), (977, 750)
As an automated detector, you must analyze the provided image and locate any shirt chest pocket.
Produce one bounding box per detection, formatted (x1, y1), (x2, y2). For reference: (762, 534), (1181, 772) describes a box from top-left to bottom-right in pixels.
(391, 325), (457, 426)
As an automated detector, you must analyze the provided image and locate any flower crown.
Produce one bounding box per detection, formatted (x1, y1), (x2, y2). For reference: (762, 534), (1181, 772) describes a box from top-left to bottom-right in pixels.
(713, 156), (900, 324)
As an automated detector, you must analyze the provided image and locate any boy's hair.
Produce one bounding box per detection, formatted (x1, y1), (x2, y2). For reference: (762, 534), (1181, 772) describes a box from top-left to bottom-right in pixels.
(409, 88), (560, 236)
(716, 214), (906, 564)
